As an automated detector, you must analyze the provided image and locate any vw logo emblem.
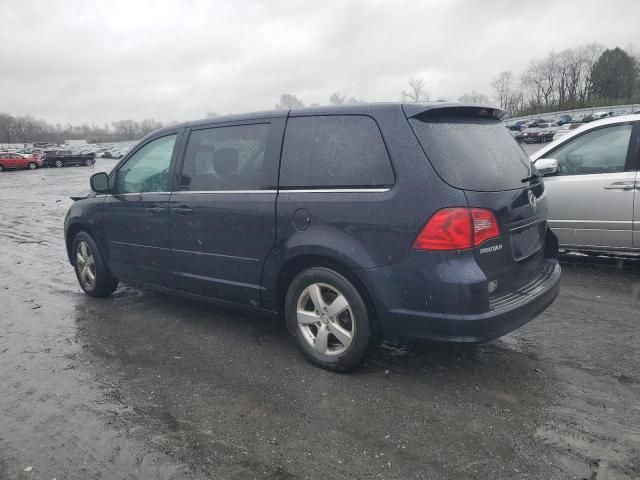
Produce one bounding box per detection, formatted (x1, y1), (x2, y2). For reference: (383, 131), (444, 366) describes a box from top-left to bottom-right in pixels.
(528, 191), (537, 212)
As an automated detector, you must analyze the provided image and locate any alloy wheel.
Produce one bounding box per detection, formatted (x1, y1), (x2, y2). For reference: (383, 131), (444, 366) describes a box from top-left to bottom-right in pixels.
(296, 283), (354, 356)
(76, 241), (96, 290)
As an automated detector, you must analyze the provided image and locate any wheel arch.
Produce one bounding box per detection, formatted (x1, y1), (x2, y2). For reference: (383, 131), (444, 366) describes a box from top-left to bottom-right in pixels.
(65, 222), (95, 265)
(272, 254), (381, 338)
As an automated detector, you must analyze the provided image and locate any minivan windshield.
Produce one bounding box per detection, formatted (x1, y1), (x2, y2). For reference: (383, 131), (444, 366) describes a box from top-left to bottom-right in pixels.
(409, 113), (532, 191)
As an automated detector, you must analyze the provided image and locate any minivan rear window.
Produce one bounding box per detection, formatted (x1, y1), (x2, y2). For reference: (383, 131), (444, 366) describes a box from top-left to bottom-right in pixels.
(409, 113), (531, 191)
(280, 115), (394, 188)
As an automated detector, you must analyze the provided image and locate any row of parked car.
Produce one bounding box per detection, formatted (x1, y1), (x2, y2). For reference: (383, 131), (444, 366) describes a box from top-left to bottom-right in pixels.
(0, 150), (97, 171)
(0, 145), (131, 172)
(507, 109), (640, 144)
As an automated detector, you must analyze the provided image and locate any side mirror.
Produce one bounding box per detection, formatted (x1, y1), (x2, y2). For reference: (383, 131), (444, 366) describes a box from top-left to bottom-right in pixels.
(90, 172), (110, 193)
(534, 158), (559, 176)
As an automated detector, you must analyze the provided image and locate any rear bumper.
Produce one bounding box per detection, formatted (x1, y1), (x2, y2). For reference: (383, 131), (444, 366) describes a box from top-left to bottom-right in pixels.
(355, 256), (560, 343)
(386, 262), (559, 342)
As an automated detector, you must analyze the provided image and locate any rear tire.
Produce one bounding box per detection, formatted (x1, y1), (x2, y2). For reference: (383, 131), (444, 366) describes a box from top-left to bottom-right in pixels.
(28, 162), (37, 170)
(0, 165), (4, 172)
(55, 160), (63, 168)
(85, 159), (93, 166)
(72, 231), (118, 297)
(285, 267), (372, 372)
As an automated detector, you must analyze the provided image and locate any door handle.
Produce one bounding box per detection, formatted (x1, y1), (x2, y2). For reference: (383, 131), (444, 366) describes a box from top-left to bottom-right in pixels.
(604, 182), (635, 191)
(172, 206), (193, 215)
(145, 206), (164, 214)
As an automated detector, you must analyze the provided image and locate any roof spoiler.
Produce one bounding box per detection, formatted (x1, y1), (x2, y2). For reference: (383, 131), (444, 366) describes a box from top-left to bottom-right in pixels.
(402, 102), (507, 121)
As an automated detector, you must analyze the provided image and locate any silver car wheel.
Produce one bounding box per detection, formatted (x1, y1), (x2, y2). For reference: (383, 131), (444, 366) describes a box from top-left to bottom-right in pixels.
(76, 240), (96, 289)
(297, 282), (354, 356)
(55, 160), (63, 167)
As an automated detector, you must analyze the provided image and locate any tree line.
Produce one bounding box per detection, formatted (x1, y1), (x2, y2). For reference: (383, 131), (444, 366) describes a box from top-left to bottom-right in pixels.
(397, 44), (639, 117)
(481, 44), (639, 116)
(0, 115), (169, 144)
(279, 44), (640, 119)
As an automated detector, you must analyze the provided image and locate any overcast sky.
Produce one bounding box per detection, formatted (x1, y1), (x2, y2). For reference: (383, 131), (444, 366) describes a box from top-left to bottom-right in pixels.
(0, 0), (637, 125)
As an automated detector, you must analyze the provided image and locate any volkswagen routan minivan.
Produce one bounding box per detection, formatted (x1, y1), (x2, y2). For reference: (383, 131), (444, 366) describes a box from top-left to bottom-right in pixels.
(64, 102), (560, 371)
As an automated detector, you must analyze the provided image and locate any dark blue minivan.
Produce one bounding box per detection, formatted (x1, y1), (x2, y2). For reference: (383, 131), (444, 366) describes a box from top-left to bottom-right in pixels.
(64, 102), (560, 371)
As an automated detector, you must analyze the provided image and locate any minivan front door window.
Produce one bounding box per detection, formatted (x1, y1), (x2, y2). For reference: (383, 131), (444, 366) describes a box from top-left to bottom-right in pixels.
(545, 124), (633, 175)
(116, 134), (177, 193)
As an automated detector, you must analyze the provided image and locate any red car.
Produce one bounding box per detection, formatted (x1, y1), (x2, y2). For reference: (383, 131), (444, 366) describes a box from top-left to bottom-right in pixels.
(0, 152), (43, 171)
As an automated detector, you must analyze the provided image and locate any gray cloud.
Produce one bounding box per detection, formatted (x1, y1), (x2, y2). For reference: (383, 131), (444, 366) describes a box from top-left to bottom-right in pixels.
(1, 0), (638, 124)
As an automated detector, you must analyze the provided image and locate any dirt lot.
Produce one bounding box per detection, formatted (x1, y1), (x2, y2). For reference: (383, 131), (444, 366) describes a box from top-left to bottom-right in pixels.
(0, 159), (639, 480)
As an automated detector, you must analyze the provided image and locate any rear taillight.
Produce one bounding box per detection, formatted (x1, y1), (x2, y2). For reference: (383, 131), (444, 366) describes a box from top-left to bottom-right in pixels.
(470, 208), (501, 245)
(412, 208), (500, 251)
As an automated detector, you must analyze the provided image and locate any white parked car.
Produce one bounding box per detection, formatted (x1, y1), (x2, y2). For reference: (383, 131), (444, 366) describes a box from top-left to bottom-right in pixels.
(530, 115), (640, 255)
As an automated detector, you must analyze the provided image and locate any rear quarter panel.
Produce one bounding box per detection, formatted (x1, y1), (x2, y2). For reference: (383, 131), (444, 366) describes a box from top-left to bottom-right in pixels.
(260, 105), (468, 309)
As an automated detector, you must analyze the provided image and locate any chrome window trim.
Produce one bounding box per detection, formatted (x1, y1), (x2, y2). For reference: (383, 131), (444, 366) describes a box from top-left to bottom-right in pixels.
(97, 188), (391, 196)
(169, 188), (391, 194)
(97, 191), (171, 197)
(549, 219), (633, 224)
(171, 190), (277, 194)
(278, 188), (391, 193)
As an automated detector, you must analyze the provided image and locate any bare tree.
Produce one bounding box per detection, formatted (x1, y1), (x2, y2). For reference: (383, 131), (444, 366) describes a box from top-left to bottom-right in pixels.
(491, 71), (513, 110)
(579, 43), (605, 106)
(345, 97), (366, 105)
(276, 94), (304, 109)
(205, 111), (218, 118)
(636, 51), (640, 102)
(0, 113), (16, 143)
(328, 92), (345, 105)
(401, 78), (429, 102)
(112, 120), (139, 140)
(139, 118), (163, 136)
(541, 53), (559, 106)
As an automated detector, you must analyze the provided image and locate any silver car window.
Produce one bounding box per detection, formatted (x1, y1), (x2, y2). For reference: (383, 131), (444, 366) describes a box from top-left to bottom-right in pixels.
(549, 124), (633, 176)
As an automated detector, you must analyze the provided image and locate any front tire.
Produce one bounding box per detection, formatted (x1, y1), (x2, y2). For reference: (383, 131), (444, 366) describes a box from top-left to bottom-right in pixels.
(55, 160), (63, 168)
(285, 267), (372, 372)
(85, 159), (93, 166)
(28, 162), (37, 170)
(72, 231), (118, 297)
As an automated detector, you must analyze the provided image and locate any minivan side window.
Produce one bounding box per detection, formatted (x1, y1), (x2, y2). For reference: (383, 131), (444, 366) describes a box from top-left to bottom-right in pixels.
(115, 134), (177, 194)
(179, 123), (270, 191)
(279, 115), (394, 188)
(546, 124), (633, 176)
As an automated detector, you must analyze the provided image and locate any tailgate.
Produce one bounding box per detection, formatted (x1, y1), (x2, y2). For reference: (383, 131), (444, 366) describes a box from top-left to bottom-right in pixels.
(464, 180), (550, 296)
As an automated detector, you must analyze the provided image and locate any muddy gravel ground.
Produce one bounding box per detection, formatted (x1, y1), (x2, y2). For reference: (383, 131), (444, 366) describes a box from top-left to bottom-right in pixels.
(0, 160), (639, 480)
